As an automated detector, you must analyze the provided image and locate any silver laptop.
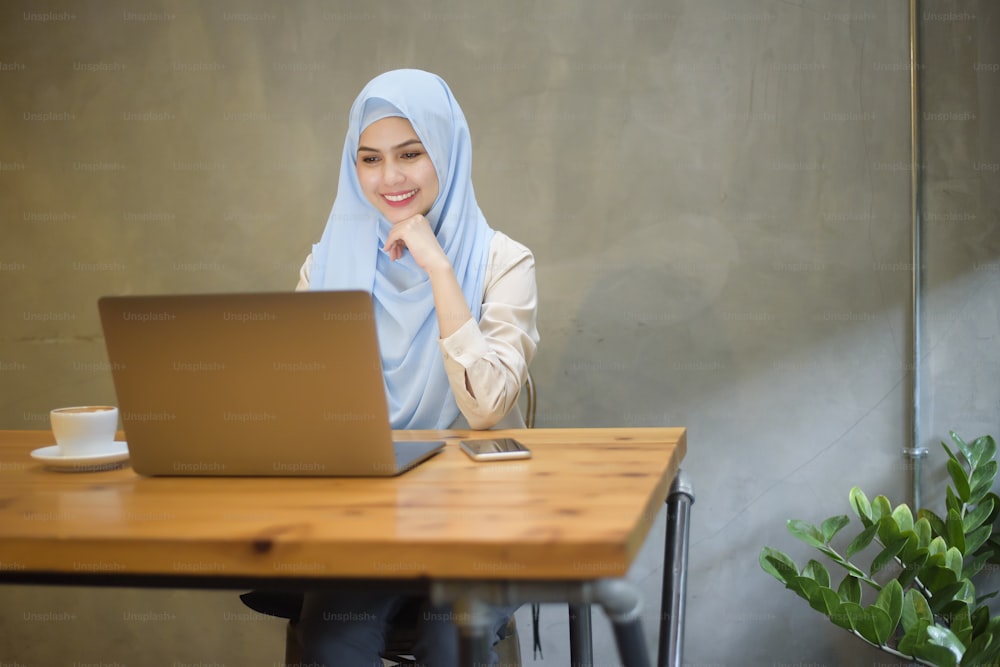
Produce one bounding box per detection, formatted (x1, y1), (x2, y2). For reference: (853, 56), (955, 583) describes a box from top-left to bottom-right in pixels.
(97, 290), (445, 476)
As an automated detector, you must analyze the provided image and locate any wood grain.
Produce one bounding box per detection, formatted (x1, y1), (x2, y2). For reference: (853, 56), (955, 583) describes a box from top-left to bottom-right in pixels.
(0, 428), (685, 581)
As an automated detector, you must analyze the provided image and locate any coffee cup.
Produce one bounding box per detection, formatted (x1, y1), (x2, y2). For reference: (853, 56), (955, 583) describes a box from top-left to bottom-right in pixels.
(50, 406), (119, 457)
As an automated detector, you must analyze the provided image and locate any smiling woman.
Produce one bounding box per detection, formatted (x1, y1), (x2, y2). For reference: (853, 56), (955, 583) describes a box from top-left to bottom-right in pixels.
(292, 68), (540, 667)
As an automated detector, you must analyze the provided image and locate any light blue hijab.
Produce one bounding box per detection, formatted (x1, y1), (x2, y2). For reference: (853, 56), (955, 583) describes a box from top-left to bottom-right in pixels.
(309, 69), (495, 429)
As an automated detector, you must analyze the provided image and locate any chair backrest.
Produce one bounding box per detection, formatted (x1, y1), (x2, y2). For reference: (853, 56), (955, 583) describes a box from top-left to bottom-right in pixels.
(523, 371), (537, 429)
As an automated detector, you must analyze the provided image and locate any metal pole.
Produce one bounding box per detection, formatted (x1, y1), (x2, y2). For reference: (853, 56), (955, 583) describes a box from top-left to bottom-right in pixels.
(902, 0), (928, 509)
(568, 604), (594, 667)
(658, 471), (694, 667)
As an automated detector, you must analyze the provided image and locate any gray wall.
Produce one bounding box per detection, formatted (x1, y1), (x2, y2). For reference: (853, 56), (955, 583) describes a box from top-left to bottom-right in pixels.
(2, 0), (999, 665)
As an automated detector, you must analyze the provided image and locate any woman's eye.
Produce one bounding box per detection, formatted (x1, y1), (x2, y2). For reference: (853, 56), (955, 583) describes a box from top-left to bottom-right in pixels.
(361, 155), (380, 164)
(401, 152), (421, 160)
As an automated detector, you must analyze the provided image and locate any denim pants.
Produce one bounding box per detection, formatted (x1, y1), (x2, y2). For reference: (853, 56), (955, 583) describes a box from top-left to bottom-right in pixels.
(297, 590), (517, 667)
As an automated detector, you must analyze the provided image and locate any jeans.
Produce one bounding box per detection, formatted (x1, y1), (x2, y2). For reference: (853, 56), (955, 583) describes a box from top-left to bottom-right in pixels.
(297, 591), (517, 667)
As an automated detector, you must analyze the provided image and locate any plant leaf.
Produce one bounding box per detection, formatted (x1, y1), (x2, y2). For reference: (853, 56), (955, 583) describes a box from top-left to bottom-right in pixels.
(913, 641), (960, 667)
(874, 579), (903, 635)
(898, 622), (927, 657)
(837, 574), (862, 604)
(950, 605), (973, 649)
(963, 550), (992, 580)
(969, 461), (998, 505)
(945, 547), (965, 581)
(947, 486), (963, 518)
(846, 523), (879, 558)
(821, 515), (851, 543)
(899, 531), (923, 563)
(788, 519), (825, 548)
(921, 510), (947, 540)
(868, 605), (894, 645)
(928, 536), (949, 557)
(920, 564), (959, 593)
(872, 495), (892, 524)
(828, 603), (854, 631)
(840, 601), (865, 634)
(977, 590), (999, 605)
(962, 616), (1000, 667)
(915, 516), (933, 548)
(962, 633), (998, 667)
(877, 513), (903, 546)
(760, 548), (797, 584)
(897, 550), (927, 588)
(919, 625), (965, 666)
(964, 497), (995, 533)
(942, 438), (962, 466)
(971, 606), (991, 637)
(975, 436), (997, 470)
(947, 508), (967, 552)
(929, 580), (975, 616)
(787, 575), (820, 602)
(850, 486), (873, 526)
(948, 458), (972, 503)
(984, 493), (1000, 526)
(967, 434), (997, 470)
(802, 559), (831, 588)
(808, 586), (842, 617)
(965, 525), (992, 556)
(950, 431), (970, 465)
(850, 605), (881, 645)
(871, 539), (905, 578)
(902, 589), (933, 634)
(892, 503), (915, 533)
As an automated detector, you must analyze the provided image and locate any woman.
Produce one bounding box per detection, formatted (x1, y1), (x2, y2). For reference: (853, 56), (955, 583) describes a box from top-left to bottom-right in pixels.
(295, 69), (539, 666)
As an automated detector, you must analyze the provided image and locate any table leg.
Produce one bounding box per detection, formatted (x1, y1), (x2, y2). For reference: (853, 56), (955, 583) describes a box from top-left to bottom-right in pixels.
(451, 595), (493, 667)
(568, 603), (593, 667)
(432, 561), (682, 667)
(657, 469), (694, 667)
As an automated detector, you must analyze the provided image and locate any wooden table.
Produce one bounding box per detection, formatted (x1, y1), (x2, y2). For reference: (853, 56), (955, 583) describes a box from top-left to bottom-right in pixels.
(0, 427), (687, 666)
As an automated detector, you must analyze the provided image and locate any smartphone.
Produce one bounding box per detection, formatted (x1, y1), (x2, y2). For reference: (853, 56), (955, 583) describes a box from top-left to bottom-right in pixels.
(459, 438), (532, 462)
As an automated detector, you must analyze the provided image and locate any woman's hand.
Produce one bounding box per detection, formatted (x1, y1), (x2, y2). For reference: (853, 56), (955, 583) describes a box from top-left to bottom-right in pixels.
(383, 213), (472, 339)
(383, 214), (450, 273)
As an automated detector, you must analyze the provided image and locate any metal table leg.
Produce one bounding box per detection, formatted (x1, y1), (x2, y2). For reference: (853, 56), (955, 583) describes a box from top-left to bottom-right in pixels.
(434, 532), (688, 667)
(658, 469), (694, 667)
(569, 603), (593, 667)
(592, 579), (652, 667)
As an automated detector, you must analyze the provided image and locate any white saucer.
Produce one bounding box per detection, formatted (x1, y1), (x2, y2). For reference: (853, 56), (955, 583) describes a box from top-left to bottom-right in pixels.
(30, 442), (130, 472)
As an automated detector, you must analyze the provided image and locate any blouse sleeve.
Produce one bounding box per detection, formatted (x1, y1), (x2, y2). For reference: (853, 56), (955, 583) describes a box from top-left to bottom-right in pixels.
(295, 255), (312, 292)
(437, 232), (539, 429)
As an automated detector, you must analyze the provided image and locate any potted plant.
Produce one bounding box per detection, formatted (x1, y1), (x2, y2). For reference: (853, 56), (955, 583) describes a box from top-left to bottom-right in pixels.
(760, 432), (1000, 666)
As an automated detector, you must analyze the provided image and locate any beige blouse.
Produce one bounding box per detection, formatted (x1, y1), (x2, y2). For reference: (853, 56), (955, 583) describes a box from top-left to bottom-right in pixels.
(296, 230), (539, 430)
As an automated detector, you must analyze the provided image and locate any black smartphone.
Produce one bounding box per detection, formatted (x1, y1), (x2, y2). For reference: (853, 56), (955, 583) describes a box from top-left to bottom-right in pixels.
(459, 438), (532, 462)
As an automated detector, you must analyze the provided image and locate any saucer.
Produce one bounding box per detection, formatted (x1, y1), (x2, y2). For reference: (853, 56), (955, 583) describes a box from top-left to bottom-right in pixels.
(30, 442), (130, 472)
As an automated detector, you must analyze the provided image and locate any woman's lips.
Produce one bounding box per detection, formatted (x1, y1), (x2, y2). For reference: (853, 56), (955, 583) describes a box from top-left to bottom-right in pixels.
(381, 189), (418, 207)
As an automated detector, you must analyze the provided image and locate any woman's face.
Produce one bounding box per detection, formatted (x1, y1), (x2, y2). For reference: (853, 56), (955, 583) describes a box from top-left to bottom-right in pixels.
(356, 116), (439, 224)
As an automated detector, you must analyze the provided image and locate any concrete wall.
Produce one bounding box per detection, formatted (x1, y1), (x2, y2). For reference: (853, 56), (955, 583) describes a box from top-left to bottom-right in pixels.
(2, 0), (998, 665)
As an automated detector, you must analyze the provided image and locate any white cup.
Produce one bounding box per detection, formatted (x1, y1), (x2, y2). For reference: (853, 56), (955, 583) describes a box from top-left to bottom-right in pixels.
(50, 406), (119, 457)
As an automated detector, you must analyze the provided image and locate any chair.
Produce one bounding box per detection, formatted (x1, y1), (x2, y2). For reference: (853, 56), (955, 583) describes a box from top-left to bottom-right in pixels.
(241, 372), (536, 666)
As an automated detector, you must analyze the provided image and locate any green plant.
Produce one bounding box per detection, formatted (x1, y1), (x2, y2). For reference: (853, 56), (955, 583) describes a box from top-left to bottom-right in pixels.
(760, 432), (1000, 666)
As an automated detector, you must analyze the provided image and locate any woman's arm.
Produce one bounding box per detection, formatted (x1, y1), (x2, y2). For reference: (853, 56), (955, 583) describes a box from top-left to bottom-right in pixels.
(297, 230), (539, 429)
(437, 232), (539, 429)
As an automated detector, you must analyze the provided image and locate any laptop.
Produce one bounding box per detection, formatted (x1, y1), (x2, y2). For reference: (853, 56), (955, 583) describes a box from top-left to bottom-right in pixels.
(97, 290), (445, 476)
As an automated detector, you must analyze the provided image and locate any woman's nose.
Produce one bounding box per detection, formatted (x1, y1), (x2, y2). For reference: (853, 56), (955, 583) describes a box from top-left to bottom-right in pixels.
(382, 161), (404, 185)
